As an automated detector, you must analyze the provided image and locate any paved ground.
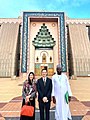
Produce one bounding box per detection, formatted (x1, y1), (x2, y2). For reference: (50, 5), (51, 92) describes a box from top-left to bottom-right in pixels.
(0, 77), (90, 120)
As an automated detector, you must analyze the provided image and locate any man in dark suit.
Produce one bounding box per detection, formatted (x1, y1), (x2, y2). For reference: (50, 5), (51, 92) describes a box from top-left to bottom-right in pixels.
(37, 68), (52, 120)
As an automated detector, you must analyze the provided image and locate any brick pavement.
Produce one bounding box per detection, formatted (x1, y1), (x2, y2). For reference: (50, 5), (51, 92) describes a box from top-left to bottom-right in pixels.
(0, 77), (90, 120)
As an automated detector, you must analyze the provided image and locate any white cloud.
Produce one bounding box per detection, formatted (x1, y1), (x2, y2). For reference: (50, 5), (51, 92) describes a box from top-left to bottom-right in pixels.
(54, 0), (90, 7)
(0, 0), (90, 18)
(71, 0), (87, 6)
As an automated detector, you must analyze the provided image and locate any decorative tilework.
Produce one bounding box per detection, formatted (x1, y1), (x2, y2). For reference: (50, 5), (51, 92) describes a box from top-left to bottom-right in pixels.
(21, 12), (67, 72)
(48, 63), (54, 69)
(32, 23), (56, 48)
(35, 63), (40, 69)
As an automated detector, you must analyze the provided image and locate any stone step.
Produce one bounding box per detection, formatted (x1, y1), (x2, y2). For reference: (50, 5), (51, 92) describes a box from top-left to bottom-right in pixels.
(4, 116), (84, 120)
(5, 111), (84, 120)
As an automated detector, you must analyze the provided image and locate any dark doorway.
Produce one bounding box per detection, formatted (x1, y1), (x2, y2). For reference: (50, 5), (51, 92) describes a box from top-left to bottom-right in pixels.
(44, 66), (47, 71)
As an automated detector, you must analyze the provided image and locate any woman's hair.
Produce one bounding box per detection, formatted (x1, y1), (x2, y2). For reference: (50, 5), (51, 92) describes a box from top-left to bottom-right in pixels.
(28, 72), (35, 85)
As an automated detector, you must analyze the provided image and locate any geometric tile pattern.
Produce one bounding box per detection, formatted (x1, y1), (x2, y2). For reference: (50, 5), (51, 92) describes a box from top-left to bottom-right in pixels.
(21, 12), (66, 72)
(0, 97), (90, 120)
(32, 23), (55, 48)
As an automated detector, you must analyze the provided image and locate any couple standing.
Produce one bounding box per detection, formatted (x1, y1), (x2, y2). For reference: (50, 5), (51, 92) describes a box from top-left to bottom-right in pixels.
(21, 64), (72, 120)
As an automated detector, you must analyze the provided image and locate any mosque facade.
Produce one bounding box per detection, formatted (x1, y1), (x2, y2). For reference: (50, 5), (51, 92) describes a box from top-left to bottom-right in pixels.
(0, 11), (90, 77)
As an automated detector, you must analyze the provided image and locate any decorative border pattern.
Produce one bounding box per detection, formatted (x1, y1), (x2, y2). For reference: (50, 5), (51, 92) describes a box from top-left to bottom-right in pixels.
(21, 12), (66, 72)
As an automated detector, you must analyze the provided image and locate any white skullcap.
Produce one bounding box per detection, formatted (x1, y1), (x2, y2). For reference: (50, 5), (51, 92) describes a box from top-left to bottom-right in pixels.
(56, 64), (62, 69)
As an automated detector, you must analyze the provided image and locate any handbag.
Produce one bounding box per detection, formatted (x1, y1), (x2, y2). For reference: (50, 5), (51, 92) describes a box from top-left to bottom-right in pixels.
(65, 91), (69, 104)
(20, 105), (34, 117)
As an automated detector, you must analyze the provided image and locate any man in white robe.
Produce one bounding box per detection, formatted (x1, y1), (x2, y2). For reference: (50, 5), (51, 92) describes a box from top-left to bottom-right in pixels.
(52, 64), (72, 120)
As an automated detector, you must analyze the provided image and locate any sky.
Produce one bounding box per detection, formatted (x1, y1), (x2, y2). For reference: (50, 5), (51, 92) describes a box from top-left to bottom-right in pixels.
(0, 0), (90, 18)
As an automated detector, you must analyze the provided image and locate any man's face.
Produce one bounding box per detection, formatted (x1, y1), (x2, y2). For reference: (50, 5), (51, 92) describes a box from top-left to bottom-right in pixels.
(57, 67), (62, 75)
(42, 70), (47, 77)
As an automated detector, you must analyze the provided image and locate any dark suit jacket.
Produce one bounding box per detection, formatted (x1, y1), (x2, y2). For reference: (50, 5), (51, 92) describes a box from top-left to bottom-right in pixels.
(37, 77), (52, 102)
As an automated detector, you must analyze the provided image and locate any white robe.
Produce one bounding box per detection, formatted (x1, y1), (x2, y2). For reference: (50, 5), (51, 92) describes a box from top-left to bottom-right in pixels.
(52, 73), (72, 120)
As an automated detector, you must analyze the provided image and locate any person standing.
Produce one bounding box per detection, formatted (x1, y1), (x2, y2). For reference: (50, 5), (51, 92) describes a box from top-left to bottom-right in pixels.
(20, 72), (36, 120)
(52, 64), (72, 120)
(37, 68), (52, 120)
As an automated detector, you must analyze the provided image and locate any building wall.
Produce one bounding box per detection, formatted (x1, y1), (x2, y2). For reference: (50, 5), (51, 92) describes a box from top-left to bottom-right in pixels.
(66, 22), (90, 76)
(0, 13), (90, 77)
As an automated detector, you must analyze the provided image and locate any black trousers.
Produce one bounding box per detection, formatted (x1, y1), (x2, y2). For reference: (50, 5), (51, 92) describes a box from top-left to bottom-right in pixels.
(39, 101), (50, 120)
(20, 98), (35, 120)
